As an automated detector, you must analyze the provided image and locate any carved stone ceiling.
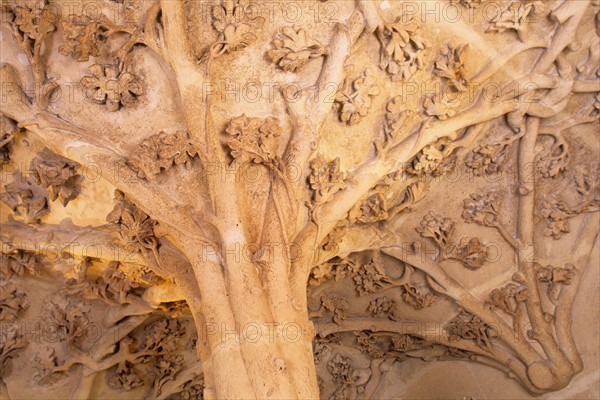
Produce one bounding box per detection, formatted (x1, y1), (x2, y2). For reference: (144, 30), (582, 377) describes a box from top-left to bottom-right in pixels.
(0, 0), (599, 399)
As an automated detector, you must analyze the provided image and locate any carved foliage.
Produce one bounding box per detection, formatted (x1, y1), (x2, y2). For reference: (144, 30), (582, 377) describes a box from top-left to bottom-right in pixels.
(0, 280), (29, 321)
(0, 250), (39, 280)
(0, 173), (49, 224)
(107, 190), (158, 253)
(309, 155), (346, 205)
(0, 115), (16, 167)
(31, 148), (83, 206)
(60, 15), (105, 61)
(211, 0), (265, 55)
(225, 115), (282, 165)
(129, 131), (198, 180)
(268, 26), (326, 72)
(487, 282), (529, 316)
(433, 43), (469, 92)
(377, 14), (427, 81)
(446, 310), (497, 352)
(80, 64), (144, 112)
(335, 68), (380, 125)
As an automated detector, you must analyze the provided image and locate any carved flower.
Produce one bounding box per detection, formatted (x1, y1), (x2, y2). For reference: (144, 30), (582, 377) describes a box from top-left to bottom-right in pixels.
(434, 43), (469, 92)
(80, 64), (144, 112)
(541, 197), (571, 239)
(0, 280), (29, 321)
(309, 155), (346, 204)
(211, 0), (265, 55)
(416, 211), (455, 249)
(225, 115), (282, 164)
(335, 68), (380, 125)
(462, 192), (500, 226)
(268, 26), (326, 72)
(59, 15), (105, 61)
(423, 93), (457, 120)
(378, 15), (427, 81)
(31, 149), (83, 206)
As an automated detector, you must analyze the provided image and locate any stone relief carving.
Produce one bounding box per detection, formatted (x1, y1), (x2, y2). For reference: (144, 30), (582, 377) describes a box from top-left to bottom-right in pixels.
(0, 0), (599, 399)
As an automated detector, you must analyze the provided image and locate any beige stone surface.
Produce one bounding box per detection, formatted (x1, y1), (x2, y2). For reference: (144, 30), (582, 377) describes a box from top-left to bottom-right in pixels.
(0, 0), (599, 399)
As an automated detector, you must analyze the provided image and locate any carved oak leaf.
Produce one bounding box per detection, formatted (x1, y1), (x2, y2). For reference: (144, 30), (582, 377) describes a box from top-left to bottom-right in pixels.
(378, 15), (427, 81)
(462, 192), (500, 226)
(107, 361), (144, 391)
(0, 280), (29, 321)
(416, 211), (455, 249)
(541, 197), (571, 239)
(348, 193), (388, 224)
(211, 0), (265, 56)
(0, 174), (49, 224)
(80, 64), (144, 112)
(12, 4), (57, 41)
(450, 0), (485, 8)
(0, 327), (26, 377)
(446, 310), (497, 352)
(433, 43), (469, 92)
(0, 114), (16, 167)
(423, 93), (457, 120)
(268, 26), (326, 72)
(107, 190), (158, 252)
(487, 282), (529, 316)
(536, 263), (574, 303)
(368, 296), (399, 320)
(384, 97), (420, 140)
(335, 68), (380, 125)
(353, 258), (392, 296)
(453, 237), (488, 270)
(0, 250), (39, 280)
(130, 131), (197, 180)
(466, 136), (511, 175)
(31, 148), (83, 206)
(59, 15), (105, 61)
(536, 138), (569, 178)
(486, 1), (541, 39)
(408, 138), (457, 177)
(225, 115), (282, 164)
(32, 346), (67, 386)
(309, 155), (346, 205)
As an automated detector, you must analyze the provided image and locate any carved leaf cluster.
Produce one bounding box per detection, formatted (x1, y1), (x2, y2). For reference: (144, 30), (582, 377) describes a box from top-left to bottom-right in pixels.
(309, 155), (346, 205)
(462, 192), (500, 226)
(267, 26), (326, 72)
(377, 15), (427, 81)
(59, 15), (106, 61)
(107, 190), (158, 253)
(487, 282), (529, 316)
(433, 43), (469, 92)
(130, 131), (198, 180)
(31, 148), (83, 206)
(446, 310), (497, 352)
(225, 115), (282, 164)
(0, 280), (29, 321)
(0, 174), (49, 224)
(0, 250), (39, 280)
(335, 68), (380, 125)
(211, 0), (265, 55)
